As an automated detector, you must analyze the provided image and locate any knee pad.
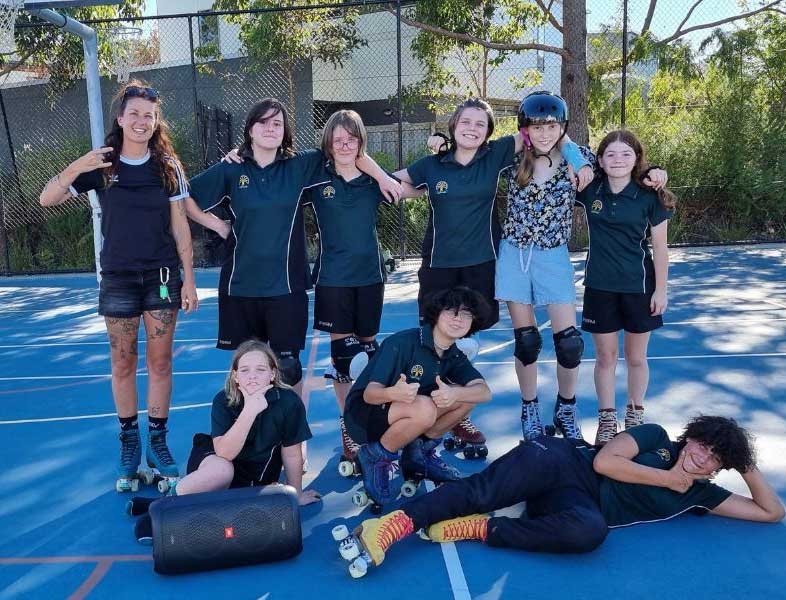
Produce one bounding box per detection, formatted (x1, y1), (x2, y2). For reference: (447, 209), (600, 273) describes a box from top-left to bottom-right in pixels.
(275, 351), (303, 386)
(553, 326), (584, 369)
(360, 339), (379, 360)
(514, 326), (542, 366)
(330, 336), (363, 383)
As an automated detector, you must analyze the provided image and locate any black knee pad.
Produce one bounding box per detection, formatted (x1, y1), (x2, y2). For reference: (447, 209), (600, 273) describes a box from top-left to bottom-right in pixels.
(360, 339), (379, 360)
(553, 326), (584, 369)
(275, 351), (303, 386)
(330, 336), (363, 382)
(514, 326), (542, 366)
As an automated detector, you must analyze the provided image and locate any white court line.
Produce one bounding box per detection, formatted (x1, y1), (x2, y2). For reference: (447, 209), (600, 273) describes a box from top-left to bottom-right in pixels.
(476, 351), (786, 366)
(0, 401), (212, 425)
(423, 480), (471, 600)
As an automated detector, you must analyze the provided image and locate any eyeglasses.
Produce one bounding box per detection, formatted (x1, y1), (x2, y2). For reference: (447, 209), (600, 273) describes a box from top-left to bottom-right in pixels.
(447, 309), (474, 321)
(123, 85), (159, 100)
(332, 137), (359, 149)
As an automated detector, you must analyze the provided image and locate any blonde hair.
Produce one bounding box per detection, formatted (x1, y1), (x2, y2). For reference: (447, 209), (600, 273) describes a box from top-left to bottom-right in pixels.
(321, 109), (367, 158)
(224, 340), (289, 407)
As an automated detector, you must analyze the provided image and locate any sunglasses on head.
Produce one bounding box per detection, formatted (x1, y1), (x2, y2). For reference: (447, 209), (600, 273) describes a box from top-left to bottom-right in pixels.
(123, 85), (159, 100)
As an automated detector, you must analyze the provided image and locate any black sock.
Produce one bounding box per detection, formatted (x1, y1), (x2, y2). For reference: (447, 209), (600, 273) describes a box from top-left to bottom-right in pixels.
(119, 415), (139, 431)
(557, 394), (576, 405)
(148, 416), (168, 432)
(522, 396), (539, 404)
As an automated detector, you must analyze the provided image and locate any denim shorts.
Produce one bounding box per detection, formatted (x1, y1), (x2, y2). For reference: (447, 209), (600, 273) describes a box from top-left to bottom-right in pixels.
(495, 239), (576, 306)
(98, 267), (182, 317)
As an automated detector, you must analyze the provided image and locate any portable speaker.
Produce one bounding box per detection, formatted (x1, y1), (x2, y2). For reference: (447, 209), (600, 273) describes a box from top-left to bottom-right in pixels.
(149, 484), (302, 575)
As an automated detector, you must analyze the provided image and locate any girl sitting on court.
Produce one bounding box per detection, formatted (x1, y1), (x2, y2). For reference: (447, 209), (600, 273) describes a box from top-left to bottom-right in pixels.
(575, 130), (677, 445)
(129, 339), (321, 542)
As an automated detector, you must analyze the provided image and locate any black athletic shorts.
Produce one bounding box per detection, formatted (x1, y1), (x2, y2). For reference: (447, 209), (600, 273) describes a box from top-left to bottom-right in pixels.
(217, 291), (308, 351)
(313, 283), (384, 337)
(98, 267), (182, 318)
(187, 433), (280, 488)
(417, 259), (498, 329)
(581, 287), (663, 334)
(343, 392), (391, 445)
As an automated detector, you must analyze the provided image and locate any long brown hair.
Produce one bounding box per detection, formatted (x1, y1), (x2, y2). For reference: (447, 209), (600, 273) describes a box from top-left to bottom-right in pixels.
(596, 129), (677, 209)
(104, 79), (183, 195)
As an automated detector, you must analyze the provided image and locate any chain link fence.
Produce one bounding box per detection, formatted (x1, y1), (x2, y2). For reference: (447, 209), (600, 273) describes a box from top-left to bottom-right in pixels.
(0, 0), (783, 274)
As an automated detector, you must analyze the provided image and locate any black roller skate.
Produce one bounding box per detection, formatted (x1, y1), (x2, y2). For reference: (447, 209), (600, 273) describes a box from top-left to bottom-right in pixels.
(144, 428), (179, 493)
(521, 398), (545, 441)
(443, 416), (488, 459)
(551, 396), (584, 440)
(400, 436), (460, 497)
(624, 404), (644, 430)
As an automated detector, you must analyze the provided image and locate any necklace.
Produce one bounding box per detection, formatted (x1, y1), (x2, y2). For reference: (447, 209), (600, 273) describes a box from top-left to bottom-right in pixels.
(434, 339), (451, 351)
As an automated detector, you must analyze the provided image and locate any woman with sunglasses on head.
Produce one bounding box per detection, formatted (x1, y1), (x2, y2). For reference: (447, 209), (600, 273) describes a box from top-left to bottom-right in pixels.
(40, 80), (198, 493)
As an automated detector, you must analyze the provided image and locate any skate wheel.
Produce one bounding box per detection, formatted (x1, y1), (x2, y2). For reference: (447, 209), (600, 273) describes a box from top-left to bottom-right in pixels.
(454, 438), (467, 449)
(140, 470), (155, 486)
(400, 480), (419, 498)
(349, 557), (368, 578)
(463, 446), (476, 460)
(332, 524), (350, 541)
(157, 479), (170, 494)
(443, 437), (456, 451)
(130, 478), (140, 492)
(338, 460), (355, 478)
(339, 538), (360, 561)
(115, 480), (125, 493)
(544, 425), (556, 437)
(476, 445), (488, 458)
(352, 489), (368, 507)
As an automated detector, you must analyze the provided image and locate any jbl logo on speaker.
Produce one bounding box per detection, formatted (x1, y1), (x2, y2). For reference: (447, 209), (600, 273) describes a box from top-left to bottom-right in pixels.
(224, 526), (234, 539)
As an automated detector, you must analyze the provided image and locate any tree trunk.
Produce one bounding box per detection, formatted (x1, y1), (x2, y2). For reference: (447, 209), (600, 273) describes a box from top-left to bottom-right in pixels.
(561, 0), (590, 145)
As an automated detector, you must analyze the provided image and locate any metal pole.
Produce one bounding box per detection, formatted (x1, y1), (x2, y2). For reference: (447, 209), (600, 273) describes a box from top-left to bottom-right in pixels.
(621, 0), (628, 127)
(0, 88), (18, 273)
(396, 0), (405, 260)
(28, 8), (105, 282)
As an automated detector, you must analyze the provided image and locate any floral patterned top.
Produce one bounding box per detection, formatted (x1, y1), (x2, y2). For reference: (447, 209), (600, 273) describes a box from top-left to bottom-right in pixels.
(502, 146), (595, 249)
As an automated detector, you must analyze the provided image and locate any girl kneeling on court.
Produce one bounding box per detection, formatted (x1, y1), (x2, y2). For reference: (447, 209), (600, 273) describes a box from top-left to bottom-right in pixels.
(575, 130), (676, 445)
(129, 340), (321, 542)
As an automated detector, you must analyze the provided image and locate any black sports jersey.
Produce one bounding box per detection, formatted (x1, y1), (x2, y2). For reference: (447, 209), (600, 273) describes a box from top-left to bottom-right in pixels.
(70, 153), (188, 271)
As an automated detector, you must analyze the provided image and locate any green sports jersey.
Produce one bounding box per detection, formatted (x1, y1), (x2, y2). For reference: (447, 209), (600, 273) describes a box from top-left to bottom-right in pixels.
(576, 178), (673, 294)
(189, 149), (328, 297)
(600, 424), (731, 527)
(406, 136), (516, 268)
(304, 163), (389, 287)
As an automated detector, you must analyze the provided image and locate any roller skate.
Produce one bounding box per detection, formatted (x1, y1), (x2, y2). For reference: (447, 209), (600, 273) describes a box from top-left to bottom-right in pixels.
(332, 510), (414, 578)
(116, 429), (142, 493)
(624, 404), (644, 430)
(521, 398), (544, 441)
(144, 428), (179, 493)
(551, 396), (584, 440)
(443, 416), (488, 459)
(400, 437), (460, 497)
(425, 514), (489, 543)
(353, 441), (397, 513)
(595, 409), (619, 446)
(338, 417), (361, 478)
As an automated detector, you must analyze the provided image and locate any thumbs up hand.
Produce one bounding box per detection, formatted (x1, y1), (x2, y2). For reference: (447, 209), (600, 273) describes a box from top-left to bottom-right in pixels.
(430, 375), (457, 408)
(388, 373), (419, 404)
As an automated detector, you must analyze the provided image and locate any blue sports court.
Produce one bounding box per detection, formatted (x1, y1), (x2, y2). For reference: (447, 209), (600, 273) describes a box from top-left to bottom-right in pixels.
(0, 244), (785, 599)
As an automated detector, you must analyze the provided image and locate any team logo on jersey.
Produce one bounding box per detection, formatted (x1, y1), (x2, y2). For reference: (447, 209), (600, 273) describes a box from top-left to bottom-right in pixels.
(322, 185), (336, 199)
(591, 199), (603, 213)
(656, 448), (671, 462)
(109, 174), (119, 183)
(411, 364), (424, 378)
(435, 181), (449, 194)
(238, 175), (250, 189)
